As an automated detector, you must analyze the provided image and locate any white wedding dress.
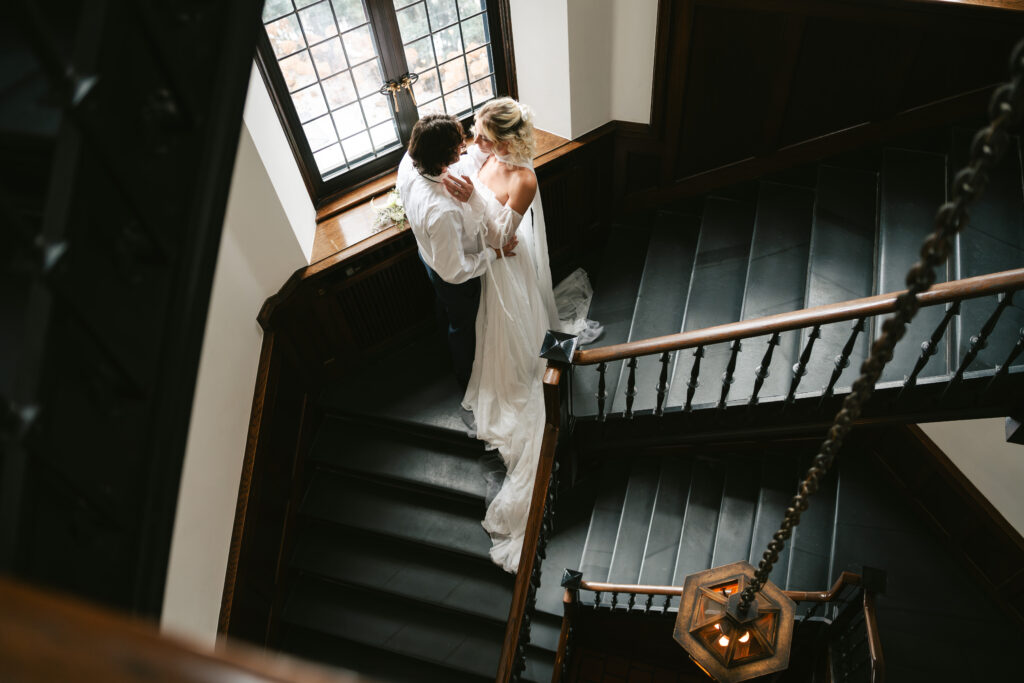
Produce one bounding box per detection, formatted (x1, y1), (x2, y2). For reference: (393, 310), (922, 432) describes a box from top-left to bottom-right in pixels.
(457, 146), (596, 573)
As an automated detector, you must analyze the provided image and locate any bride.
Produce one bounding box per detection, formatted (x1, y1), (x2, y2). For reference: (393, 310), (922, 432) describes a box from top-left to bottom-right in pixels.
(442, 98), (599, 572)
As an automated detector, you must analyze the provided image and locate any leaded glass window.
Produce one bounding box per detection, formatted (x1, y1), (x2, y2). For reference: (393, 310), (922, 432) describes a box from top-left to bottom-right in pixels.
(257, 0), (514, 203)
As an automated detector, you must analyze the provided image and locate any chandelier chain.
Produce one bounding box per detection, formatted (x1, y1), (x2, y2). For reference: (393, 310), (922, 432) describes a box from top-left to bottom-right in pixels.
(737, 41), (1024, 615)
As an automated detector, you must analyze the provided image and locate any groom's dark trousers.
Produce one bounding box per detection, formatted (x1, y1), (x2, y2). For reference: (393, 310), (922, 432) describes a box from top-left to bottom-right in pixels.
(420, 254), (480, 391)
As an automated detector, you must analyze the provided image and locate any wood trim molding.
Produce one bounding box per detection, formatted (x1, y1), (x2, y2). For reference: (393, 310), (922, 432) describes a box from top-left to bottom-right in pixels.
(218, 330), (276, 634)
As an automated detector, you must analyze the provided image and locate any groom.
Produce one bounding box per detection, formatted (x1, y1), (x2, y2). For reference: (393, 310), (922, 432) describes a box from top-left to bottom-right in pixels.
(397, 114), (517, 405)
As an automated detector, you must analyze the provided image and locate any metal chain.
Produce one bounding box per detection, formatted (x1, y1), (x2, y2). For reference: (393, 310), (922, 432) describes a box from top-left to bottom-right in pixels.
(737, 39), (1024, 615)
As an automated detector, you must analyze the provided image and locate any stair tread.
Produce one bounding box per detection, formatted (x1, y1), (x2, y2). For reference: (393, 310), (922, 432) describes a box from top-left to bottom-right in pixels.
(282, 577), (506, 678)
(951, 128), (1024, 374)
(291, 522), (512, 621)
(609, 216), (700, 415)
(319, 335), (468, 435)
(537, 491), (596, 616)
(786, 457), (839, 593)
(572, 224), (653, 418)
(666, 197), (756, 409)
(310, 416), (489, 499)
(606, 457), (661, 584)
(670, 458), (726, 587)
(301, 471), (491, 559)
(637, 457), (693, 588)
(878, 148), (949, 383)
(731, 182), (816, 403)
(579, 459), (631, 582)
(709, 458), (761, 567)
(279, 626), (491, 683)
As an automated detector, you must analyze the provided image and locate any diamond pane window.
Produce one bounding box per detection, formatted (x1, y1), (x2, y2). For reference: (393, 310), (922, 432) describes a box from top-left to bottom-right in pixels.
(258, 0), (511, 200)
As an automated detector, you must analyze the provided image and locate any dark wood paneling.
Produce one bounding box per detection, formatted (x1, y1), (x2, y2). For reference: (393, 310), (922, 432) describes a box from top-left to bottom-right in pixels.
(673, 5), (791, 179)
(860, 425), (1024, 627)
(619, 0), (1024, 207)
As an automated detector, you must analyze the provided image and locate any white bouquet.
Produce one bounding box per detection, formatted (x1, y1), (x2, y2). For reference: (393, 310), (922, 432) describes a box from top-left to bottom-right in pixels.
(371, 188), (408, 232)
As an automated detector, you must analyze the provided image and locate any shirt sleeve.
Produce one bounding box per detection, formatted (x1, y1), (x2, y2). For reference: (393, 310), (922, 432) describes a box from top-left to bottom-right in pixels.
(477, 190), (525, 249)
(425, 208), (496, 284)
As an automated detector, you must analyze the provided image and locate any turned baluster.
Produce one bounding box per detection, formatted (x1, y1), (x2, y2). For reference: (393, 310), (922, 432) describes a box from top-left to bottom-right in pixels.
(985, 327), (1024, 394)
(595, 362), (607, 421)
(898, 301), (960, 402)
(821, 318), (866, 404)
(644, 594), (654, 613)
(593, 591), (602, 608)
(785, 324), (822, 408)
(624, 357), (638, 419)
(627, 593), (636, 610)
(748, 332), (781, 407)
(655, 351), (671, 416)
(945, 292), (1013, 397)
(684, 346), (705, 412)
(717, 340), (742, 410)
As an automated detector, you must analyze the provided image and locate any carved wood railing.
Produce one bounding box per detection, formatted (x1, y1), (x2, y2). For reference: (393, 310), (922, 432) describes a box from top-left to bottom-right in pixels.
(550, 571), (884, 683)
(577, 267), (1024, 422)
(510, 272), (1021, 682)
(495, 364), (563, 683)
(0, 576), (369, 682)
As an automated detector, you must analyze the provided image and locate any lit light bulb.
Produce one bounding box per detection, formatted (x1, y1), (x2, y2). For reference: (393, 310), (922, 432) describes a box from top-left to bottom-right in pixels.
(739, 632), (750, 643)
(718, 634), (730, 647)
(713, 623), (721, 630)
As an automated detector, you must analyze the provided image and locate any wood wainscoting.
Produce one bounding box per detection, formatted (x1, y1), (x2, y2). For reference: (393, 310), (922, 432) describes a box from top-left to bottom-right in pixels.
(615, 0), (1024, 208)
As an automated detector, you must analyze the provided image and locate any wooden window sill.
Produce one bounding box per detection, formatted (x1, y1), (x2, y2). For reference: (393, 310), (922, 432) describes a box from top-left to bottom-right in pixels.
(309, 128), (579, 265)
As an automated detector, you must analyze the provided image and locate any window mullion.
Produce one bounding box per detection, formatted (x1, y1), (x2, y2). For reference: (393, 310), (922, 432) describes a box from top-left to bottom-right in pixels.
(365, 0), (418, 142)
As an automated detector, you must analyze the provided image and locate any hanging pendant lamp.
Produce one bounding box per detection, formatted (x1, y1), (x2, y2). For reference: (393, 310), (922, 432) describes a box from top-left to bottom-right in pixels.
(674, 561), (795, 682)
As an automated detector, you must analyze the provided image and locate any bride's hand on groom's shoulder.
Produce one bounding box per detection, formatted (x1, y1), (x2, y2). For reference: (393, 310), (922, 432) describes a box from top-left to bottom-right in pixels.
(442, 173), (474, 203)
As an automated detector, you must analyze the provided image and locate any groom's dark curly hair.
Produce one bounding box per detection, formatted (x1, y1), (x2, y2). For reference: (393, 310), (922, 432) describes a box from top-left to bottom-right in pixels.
(408, 114), (465, 176)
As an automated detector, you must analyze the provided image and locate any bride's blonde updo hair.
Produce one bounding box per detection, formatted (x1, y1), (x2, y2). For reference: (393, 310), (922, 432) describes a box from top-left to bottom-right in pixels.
(475, 97), (535, 165)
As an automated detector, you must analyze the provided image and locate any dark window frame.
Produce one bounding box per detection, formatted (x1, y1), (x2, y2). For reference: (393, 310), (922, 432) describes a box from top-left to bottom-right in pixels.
(254, 0), (518, 209)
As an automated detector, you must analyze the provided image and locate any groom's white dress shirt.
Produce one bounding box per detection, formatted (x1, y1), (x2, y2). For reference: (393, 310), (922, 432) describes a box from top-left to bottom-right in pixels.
(397, 152), (494, 284)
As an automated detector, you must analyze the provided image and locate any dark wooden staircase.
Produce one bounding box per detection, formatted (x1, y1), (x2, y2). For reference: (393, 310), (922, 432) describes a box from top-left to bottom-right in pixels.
(254, 123), (1024, 682)
(572, 125), (1024, 440)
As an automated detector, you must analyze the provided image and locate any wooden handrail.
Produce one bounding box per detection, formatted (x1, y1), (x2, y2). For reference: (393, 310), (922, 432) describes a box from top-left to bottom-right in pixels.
(495, 363), (564, 683)
(575, 570), (864, 603)
(574, 267), (1024, 365)
(0, 576), (368, 682)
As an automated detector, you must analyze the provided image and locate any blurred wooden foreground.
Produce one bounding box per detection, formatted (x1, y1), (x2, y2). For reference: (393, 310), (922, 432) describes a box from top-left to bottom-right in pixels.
(0, 576), (374, 683)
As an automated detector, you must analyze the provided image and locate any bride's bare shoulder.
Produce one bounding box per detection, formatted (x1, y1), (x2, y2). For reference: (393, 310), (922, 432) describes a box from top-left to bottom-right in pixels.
(507, 167), (537, 214)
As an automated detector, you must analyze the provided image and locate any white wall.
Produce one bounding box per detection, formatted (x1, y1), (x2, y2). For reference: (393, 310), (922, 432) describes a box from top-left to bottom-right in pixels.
(510, 0), (573, 138)
(512, 0), (660, 139)
(161, 122), (306, 645)
(567, 0), (613, 137)
(918, 418), (1024, 538)
(609, 0), (660, 124)
(242, 63), (317, 263)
